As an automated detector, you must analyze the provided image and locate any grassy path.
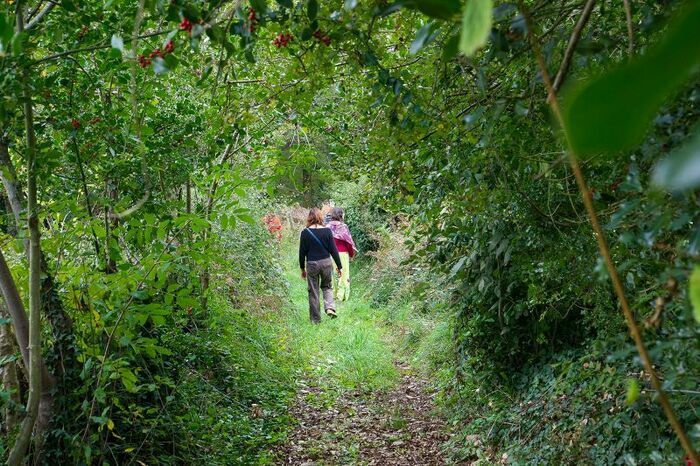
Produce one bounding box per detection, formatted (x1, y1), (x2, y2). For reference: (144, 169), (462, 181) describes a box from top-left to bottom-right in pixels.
(273, 239), (449, 465)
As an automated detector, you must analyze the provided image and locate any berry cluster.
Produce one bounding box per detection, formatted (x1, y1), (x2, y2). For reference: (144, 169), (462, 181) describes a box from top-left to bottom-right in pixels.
(138, 41), (175, 68)
(312, 29), (331, 46)
(273, 32), (294, 48)
(138, 54), (152, 67)
(263, 214), (283, 240)
(71, 119), (81, 130)
(179, 17), (193, 33)
(247, 7), (259, 33)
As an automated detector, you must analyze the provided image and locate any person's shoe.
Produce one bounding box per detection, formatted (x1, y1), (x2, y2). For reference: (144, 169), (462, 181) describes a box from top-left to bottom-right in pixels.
(325, 309), (337, 318)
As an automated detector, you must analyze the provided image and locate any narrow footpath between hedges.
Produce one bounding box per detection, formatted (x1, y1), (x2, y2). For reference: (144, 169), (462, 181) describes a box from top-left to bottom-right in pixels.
(273, 241), (452, 465)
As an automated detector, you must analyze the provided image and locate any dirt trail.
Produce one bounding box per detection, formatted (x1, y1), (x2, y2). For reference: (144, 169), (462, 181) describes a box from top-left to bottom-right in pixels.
(276, 362), (450, 465)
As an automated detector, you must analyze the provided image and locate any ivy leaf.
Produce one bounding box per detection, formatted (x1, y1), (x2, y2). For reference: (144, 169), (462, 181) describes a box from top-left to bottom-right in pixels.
(111, 34), (124, 51)
(562, 3), (700, 157)
(459, 0), (492, 57)
(652, 128), (700, 192)
(689, 266), (700, 324)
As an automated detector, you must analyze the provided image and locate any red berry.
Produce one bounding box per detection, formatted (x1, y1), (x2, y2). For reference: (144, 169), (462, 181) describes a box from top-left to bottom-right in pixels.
(138, 54), (152, 68)
(179, 18), (193, 32)
(71, 119), (81, 129)
(164, 41), (174, 53)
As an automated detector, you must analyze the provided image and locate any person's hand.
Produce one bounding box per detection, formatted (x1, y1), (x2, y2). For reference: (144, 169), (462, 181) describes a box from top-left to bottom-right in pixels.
(337, 268), (342, 277)
(301, 270), (307, 280)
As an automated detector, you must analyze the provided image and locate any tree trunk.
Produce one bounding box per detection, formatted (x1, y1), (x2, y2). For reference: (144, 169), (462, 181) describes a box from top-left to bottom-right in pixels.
(0, 119), (77, 382)
(0, 140), (23, 233)
(0, 299), (21, 432)
(8, 5), (46, 460)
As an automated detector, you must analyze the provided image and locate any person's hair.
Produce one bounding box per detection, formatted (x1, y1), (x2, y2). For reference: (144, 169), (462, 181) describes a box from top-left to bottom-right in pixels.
(330, 207), (344, 222)
(306, 208), (324, 227)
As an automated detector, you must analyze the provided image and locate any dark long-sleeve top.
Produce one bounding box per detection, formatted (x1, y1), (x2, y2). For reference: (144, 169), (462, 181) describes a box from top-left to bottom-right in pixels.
(299, 227), (342, 270)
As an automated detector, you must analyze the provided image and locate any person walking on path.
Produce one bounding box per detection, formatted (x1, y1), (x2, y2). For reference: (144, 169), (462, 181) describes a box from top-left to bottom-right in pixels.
(327, 208), (357, 302)
(299, 208), (343, 323)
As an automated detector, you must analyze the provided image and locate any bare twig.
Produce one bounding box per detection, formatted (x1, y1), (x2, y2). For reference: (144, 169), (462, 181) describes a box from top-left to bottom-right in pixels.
(552, 0), (597, 94)
(111, 0), (150, 220)
(622, 0), (635, 56)
(518, 2), (698, 463)
(30, 30), (168, 66)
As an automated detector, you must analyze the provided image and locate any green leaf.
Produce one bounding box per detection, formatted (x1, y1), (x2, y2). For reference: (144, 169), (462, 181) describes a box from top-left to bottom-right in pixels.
(344, 0), (358, 11)
(410, 22), (439, 55)
(277, 0), (293, 8)
(251, 0), (268, 14)
(111, 34), (124, 51)
(238, 213), (256, 224)
(562, 3), (700, 157)
(409, 0), (460, 21)
(450, 256), (467, 277)
(626, 379), (640, 405)
(442, 31), (460, 61)
(307, 0), (318, 20)
(689, 266), (700, 324)
(94, 387), (106, 404)
(301, 27), (312, 41)
(153, 57), (170, 74)
(0, 13), (13, 51)
(164, 53), (179, 71)
(11, 32), (25, 57)
(119, 368), (139, 393)
(459, 0), (492, 57)
(652, 128), (700, 191)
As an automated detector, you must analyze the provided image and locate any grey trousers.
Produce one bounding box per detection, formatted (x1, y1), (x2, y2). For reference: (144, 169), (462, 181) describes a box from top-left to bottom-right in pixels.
(306, 257), (335, 323)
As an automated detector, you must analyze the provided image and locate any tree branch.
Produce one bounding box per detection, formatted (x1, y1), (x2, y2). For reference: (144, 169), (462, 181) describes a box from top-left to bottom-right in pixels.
(24, 0), (57, 31)
(552, 0), (597, 94)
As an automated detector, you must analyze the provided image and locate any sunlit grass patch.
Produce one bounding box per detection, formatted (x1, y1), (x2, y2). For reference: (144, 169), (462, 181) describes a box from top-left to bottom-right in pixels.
(279, 235), (399, 392)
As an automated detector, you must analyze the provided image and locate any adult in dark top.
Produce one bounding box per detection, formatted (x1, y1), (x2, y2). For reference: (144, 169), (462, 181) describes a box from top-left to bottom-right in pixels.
(299, 208), (342, 323)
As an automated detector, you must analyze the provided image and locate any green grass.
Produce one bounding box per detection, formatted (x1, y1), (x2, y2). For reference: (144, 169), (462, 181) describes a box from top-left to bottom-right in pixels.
(279, 236), (399, 393)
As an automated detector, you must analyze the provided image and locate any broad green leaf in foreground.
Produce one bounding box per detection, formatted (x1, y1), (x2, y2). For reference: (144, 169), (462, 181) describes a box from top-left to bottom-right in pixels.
(652, 128), (700, 191)
(408, 0), (461, 21)
(459, 0), (492, 57)
(562, 3), (700, 157)
(689, 266), (700, 324)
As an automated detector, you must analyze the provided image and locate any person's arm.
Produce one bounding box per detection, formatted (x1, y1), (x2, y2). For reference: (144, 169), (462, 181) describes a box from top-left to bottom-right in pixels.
(299, 231), (308, 270)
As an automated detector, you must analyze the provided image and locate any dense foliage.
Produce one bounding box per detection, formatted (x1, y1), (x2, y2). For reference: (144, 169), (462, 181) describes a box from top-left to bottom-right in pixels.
(0, 0), (698, 464)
